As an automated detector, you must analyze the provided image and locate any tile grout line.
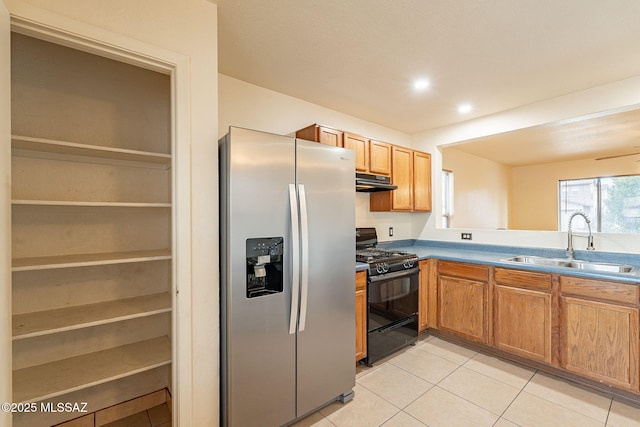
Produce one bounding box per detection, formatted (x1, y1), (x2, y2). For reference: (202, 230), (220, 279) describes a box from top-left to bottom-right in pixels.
(386, 346), (470, 385)
(378, 410), (430, 427)
(499, 371), (615, 426)
(494, 367), (538, 425)
(390, 347), (506, 422)
(356, 361), (439, 412)
(521, 372), (614, 424)
(357, 376), (430, 416)
(460, 351), (538, 389)
(411, 346), (538, 394)
(603, 397), (613, 427)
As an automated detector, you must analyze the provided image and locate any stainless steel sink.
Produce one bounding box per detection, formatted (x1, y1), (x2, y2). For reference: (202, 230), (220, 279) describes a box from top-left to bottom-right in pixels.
(502, 255), (635, 273)
(567, 260), (635, 273)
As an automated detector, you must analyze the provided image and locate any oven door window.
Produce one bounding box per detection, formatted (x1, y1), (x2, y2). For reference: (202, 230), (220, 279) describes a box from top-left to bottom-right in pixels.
(368, 271), (418, 332)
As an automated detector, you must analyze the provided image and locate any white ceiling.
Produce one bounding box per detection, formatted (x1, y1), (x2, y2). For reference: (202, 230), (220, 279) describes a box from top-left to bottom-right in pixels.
(213, 0), (640, 135)
(444, 107), (640, 166)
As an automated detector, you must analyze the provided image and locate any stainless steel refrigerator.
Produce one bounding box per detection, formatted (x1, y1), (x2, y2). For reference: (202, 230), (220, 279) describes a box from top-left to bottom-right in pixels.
(220, 127), (356, 426)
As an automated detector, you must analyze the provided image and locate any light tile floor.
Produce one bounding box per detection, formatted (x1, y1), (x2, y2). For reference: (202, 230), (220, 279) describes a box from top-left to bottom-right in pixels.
(101, 403), (171, 427)
(292, 334), (640, 427)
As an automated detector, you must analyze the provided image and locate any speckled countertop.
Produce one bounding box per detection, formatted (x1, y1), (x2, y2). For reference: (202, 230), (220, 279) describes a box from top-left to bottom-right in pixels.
(356, 239), (640, 283)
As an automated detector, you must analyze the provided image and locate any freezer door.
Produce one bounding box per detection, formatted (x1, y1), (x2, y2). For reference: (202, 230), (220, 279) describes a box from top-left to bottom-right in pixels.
(295, 139), (356, 417)
(220, 127), (297, 426)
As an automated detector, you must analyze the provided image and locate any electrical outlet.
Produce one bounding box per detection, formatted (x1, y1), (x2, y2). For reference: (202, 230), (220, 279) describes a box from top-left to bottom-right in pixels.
(389, 227), (394, 237)
(461, 232), (472, 240)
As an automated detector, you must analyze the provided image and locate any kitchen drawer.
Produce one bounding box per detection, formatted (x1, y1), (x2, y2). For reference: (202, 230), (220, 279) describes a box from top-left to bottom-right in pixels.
(495, 268), (552, 292)
(438, 260), (489, 282)
(560, 276), (639, 307)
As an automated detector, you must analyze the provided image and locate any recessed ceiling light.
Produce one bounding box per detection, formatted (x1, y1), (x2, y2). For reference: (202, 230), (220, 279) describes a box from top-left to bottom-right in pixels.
(413, 79), (430, 91)
(458, 103), (473, 114)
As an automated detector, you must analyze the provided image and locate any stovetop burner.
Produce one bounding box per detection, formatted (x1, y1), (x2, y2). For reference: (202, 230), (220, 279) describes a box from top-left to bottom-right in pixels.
(356, 248), (411, 263)
(356, 228), (419, 275)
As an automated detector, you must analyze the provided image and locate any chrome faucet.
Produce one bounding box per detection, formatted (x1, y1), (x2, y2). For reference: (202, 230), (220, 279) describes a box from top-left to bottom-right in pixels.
(566, 211), (595, 259)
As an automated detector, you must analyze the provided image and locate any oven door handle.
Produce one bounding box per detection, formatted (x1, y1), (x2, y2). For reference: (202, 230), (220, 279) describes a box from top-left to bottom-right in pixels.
(368, 267), (419, 283)
(378, 316), (416, 334)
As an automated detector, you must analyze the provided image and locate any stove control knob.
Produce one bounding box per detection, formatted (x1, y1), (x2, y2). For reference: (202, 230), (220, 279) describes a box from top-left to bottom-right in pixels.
(403, 259), (415, 268)
(376, 263), (389, 274)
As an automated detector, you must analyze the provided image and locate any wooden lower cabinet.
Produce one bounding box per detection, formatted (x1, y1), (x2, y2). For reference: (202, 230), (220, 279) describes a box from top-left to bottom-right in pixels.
(560, 277), (640, 392)
(494, 285), (552, 363)
(355, 270), (367, 362)
(418, 260), (429, 332)
(419, 259), (438, 332)
(493, 268), (552, 364)
(437, 261), (489, 343)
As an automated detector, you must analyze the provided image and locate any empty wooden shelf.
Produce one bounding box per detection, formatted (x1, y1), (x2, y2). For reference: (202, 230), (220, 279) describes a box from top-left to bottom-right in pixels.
(13, 337), (171, 403)
(12, 249), (172, 272)
(11, 135), (171, 166)
(13, 293), (172, 340)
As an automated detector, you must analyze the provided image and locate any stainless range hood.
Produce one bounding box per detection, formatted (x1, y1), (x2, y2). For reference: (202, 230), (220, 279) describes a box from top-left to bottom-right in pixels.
(356, 173), (397, 192)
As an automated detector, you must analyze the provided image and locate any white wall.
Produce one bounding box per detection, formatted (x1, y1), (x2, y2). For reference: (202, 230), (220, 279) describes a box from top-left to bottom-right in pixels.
(219, 73), (425, 241)
(4, 1), (219, 425)
(413, 76), (640, 253)
(442, 147), (511, 230)
(511, 155), (640, 231)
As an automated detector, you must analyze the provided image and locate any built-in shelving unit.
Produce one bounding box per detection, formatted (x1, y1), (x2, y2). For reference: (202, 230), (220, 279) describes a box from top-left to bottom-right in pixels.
(11, 32), (173, 426)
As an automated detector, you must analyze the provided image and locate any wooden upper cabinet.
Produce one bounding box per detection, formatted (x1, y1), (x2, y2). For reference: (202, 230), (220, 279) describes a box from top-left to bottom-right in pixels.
(391, 146), (414, 211)
(343, 132), (369, 172)
(295, 125), (430, 213)
(296, 124), (343, 147)
(341, 133), (391, 176)
(413, 151), (431, 212)
(369, 140), (391, 176)
(370, 146), (432, 212)
(319, 126), (343, 147)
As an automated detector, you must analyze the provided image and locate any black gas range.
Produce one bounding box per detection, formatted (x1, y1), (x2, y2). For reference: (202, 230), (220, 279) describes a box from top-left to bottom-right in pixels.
(356, 228), (419, 366)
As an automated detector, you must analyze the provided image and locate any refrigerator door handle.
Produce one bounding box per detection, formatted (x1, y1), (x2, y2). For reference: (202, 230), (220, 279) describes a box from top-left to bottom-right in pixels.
(288, 183), (300, 335)
(298, 184), (309, 332)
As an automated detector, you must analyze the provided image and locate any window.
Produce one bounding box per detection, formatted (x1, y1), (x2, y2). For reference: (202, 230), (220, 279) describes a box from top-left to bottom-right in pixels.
(559, 175), (640, 233)
(442, 170), (454, 228)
